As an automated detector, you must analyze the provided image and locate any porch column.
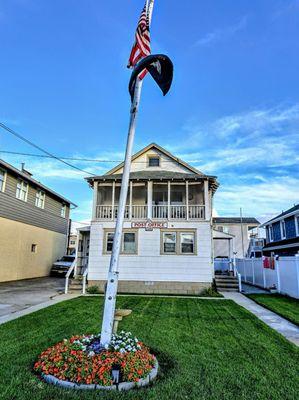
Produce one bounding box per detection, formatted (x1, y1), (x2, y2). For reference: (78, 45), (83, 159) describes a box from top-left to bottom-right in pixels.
(92, 181), (98, 220)
(204, 179), (210, 221)
(167, 181), (171, 220)
(147, 181), (153, 219)
(186, 181), (189, 220)
(129, 181), (133, 219)
(111, 181), (115, 220)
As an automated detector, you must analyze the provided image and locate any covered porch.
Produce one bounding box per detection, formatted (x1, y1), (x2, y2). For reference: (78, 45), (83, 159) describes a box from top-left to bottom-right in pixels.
(93, 176), (210, 221)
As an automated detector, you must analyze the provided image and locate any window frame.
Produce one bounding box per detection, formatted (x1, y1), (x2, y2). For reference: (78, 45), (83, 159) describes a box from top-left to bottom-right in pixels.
(61, 204), (67, 218)
(295, 216), (299, 237)
(269, 225), (274, 242)
(35, 189), (45, 209)
(16, 179), (28, 202)
(31, 244), (37, 253)
(147, 155), (160, 168)
(103, 229), (138, 255)
(160, 229), (197, 255)
(280, 219), (286, 239)
(0, 168), (7, 192)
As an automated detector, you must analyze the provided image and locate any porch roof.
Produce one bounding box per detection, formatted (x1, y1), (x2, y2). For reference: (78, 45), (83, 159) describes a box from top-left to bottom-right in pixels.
(86, 170), (219, 192)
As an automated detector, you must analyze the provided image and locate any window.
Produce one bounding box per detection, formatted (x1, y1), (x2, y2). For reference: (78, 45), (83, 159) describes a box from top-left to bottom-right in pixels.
(104, 231), (137, 254)
(161, 230), (196, 255)
(61, 204), (66, 218)
(296, 216), (299, 236)
(122, 232), (136, 253)
(35, 190), (45, 208)
(280, 220), (286, 239)
(217, 226), (224, 232)
(16, 179), (28, 201)
(269, 225), (273, 242)
(31, 244), (37, 253)
(163, 232), (176, 253)
(148, 156), (160, 167)
(180, 233), (195, 254)
(106, 232), (114, 252)
(0, 169), (6, 192)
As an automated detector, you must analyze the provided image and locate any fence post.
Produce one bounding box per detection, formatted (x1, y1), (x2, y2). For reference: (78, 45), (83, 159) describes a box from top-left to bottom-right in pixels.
(276, 258), (281, 293)
(262, 260), (266, 288)
(252, 259), (255, 285)
(295, 255), (299, 299)
(243, 259), (247, 282)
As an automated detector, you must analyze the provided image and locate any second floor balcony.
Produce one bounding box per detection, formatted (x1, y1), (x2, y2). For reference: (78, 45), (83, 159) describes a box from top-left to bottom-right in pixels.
(93, 177), (211, 221)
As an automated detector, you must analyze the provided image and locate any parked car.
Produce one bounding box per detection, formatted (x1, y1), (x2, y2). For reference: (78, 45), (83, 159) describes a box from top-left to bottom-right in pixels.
(50, 255), (75, 277)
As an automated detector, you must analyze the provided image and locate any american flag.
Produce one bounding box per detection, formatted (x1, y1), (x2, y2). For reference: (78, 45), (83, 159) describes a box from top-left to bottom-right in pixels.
(127, 2), (151, 78)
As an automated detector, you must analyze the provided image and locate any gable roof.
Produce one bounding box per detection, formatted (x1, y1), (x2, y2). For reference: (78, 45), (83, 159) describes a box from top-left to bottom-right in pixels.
(105, 143), (204, 175)
(213, 217), (260, 225)
(262, 204), (299, 226)
(0, 158), (76, 207)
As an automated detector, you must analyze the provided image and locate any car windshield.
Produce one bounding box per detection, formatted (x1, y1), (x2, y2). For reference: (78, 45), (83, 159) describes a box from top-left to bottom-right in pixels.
(60, 256), (75, 262)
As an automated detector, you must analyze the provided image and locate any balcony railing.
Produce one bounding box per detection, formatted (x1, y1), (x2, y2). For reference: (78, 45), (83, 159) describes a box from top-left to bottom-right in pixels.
(96, 204), (205, 220)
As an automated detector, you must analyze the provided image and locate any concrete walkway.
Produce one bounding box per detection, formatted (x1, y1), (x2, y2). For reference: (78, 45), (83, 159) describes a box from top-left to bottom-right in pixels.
(0, 293), (80, 325)
(222, 291), (299, 346)
(241, 283), (269, 294)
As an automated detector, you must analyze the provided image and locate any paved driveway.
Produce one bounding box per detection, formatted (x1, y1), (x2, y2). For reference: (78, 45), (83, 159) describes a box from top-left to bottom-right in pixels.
(0, 277), (65, 318)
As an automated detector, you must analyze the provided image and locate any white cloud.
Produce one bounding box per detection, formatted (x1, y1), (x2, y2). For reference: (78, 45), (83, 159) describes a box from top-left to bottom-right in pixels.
(194, 16), (248, 47)
(214, 177), (299, 219)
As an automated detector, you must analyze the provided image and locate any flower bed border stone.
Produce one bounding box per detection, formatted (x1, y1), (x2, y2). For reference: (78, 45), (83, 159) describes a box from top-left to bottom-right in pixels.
(41, 357), (159, 391)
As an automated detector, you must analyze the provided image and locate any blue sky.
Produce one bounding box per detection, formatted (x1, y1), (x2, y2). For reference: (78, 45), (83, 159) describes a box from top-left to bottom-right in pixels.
(0, 0), (298, 224)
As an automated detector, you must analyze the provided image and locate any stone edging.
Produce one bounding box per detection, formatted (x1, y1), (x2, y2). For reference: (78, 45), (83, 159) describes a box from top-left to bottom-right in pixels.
(41, 357), (158, 391)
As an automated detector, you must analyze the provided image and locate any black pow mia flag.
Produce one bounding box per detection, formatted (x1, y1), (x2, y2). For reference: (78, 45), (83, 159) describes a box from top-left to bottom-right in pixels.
(129, 54), (173, 101)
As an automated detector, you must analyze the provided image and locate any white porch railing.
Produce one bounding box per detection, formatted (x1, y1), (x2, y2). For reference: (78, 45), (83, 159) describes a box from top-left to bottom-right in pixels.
(96, 204), (206, 220)
(64, 259), (76, 294)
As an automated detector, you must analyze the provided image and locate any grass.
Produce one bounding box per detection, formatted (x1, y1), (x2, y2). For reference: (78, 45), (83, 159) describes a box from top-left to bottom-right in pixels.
(0, 296), (298, 400)
(247, 293), (299, 326)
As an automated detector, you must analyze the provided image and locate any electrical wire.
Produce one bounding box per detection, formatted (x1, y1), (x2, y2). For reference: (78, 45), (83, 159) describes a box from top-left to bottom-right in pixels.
(0, 122), (97, 176)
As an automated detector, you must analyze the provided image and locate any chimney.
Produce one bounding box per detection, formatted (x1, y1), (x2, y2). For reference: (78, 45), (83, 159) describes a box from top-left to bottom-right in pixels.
(21, 163), (33, 177)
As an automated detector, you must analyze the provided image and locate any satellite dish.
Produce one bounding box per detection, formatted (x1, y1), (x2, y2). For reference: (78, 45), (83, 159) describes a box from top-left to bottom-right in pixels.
(129, 54), (173, 101)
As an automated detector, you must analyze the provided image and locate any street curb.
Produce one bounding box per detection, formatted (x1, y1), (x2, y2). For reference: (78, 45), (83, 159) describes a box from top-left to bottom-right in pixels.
(41, 357), (159, 391)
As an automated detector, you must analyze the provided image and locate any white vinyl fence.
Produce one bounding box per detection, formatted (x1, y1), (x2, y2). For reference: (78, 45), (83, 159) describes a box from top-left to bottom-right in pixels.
(236, 256), (299, 299)
(214, 259), (231, 273)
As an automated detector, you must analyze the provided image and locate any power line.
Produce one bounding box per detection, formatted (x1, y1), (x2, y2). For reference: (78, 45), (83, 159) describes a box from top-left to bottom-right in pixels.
(0, 122), (97, 176)
(0, 149), (203, 164)
(0, 150), (121, 163)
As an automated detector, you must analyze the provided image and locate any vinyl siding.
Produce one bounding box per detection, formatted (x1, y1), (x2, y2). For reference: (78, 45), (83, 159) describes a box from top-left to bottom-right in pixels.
(285, 217), (296, 239)
(88, 221), (213, 283)
(0, 172), (69, 234)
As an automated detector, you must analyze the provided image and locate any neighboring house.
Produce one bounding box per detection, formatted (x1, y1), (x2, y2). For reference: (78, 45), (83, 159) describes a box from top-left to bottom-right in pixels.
(67, 234), (77, 255)
(261, 204), (299, 256)
(85, 143), (219, 295)
(0, 159), (76, 282)
(213, 217), (260, 259)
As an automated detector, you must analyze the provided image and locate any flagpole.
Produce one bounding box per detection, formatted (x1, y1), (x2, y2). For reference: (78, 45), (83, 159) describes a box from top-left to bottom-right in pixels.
(100, 0), (155, 347)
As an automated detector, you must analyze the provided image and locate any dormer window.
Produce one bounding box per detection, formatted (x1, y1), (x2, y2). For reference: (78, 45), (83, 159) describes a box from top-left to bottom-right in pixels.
(148, 156), (160, 167)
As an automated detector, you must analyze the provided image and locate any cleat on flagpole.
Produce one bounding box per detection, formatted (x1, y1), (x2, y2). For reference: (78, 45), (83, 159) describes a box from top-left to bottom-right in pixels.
(129, 54), (173, 101)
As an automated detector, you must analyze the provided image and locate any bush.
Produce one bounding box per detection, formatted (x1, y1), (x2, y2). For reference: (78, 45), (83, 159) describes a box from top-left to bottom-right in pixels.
(200, 287), (222, 297)
(86, 285), (101, 294)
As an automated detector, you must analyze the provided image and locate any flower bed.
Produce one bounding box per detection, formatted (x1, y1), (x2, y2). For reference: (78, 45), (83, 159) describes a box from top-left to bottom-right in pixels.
(34, 331), (157, 389)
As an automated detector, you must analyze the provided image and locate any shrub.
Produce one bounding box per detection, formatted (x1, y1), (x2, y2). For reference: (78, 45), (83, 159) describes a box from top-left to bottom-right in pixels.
(86, 285), (101, 294)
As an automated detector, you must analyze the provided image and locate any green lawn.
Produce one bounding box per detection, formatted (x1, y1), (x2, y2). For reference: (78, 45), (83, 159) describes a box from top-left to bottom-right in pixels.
(247, 293), (299, 326)
(0, 296), (298, 400)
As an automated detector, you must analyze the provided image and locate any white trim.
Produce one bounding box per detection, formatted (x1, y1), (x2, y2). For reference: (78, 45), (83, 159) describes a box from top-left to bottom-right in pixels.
(261, 209), (299, 227)
(0, 168), (7, 192)
(280, 219), (286, 239)
(16, 179), (28, 202)
(35, 189), (45, 209)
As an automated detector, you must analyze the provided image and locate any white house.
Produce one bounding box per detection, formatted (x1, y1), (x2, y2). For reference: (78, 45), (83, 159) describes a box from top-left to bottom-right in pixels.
(84, 143), (219, 295)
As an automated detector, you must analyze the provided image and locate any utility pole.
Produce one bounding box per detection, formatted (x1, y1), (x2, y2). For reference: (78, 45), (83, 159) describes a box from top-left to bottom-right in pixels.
(100, 0), (155, 347)
(240, 207), (245, 258)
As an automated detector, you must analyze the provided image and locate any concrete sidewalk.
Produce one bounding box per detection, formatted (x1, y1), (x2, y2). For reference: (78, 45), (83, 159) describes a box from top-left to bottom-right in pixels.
(222, 291), (299, 346)
(0, 293), (80, 325)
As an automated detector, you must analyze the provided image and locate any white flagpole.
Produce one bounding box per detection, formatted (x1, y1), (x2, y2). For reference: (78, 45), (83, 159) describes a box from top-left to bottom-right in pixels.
(100, 0), (155, 347)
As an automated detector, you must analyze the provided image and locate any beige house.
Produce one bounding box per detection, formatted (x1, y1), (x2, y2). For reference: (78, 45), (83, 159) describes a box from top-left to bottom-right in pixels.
(0, 159), (76, 282)
(213, 217), (260, 259)
(83, 143), (219, 295)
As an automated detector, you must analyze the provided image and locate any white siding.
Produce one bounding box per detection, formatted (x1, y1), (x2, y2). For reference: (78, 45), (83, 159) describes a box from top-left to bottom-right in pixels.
(88, 220), (213, 283)
(113, 149), (193, 174)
